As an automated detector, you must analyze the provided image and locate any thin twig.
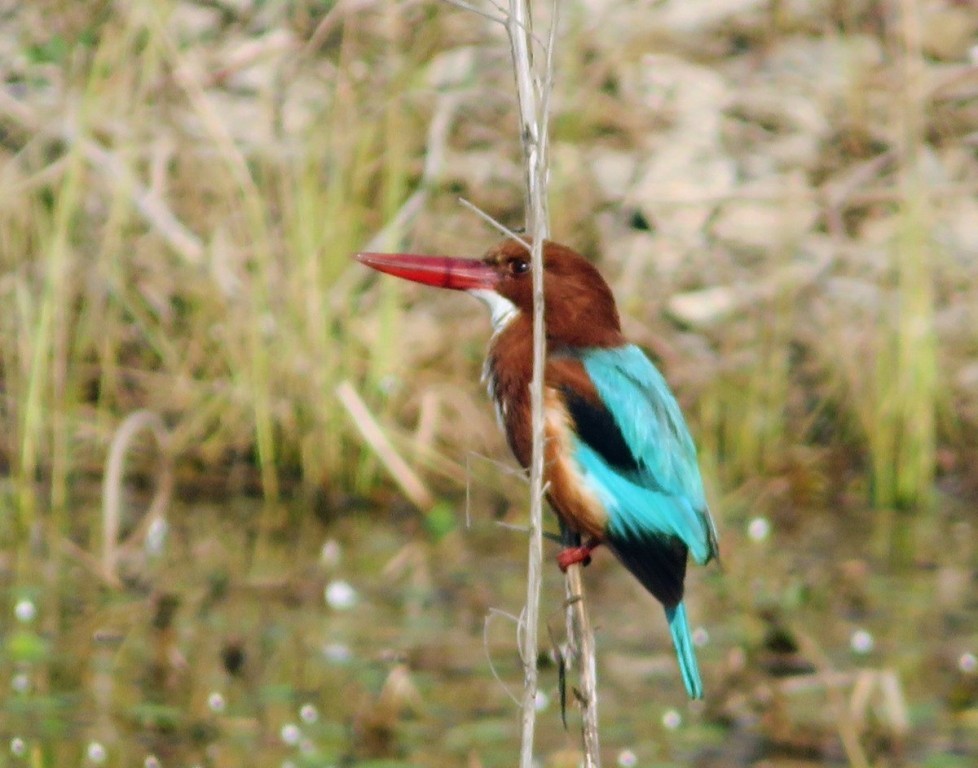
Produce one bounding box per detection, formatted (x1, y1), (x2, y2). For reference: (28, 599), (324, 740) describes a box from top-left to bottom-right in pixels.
(336, 380), (435, 510)
(794, 629), (872, 768)
(79, 136), (206, 266)
(564, 548), (601, 762)
(443, 0), (506, 25)
(500, 0), (604, 761)
(102, 410), (173, 584)
(456, 197), (532, 251)
(484, 608), (524, 705)
(538, 0), (599, 757)
(442, 0), (546, 48)
(502, 0), (555, 763)
(446, 0), (600, 762)
(60, 537), (123, 590)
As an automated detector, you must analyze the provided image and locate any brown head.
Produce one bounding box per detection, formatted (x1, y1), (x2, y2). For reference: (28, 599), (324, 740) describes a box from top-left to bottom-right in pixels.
(356, 239), (624, 349)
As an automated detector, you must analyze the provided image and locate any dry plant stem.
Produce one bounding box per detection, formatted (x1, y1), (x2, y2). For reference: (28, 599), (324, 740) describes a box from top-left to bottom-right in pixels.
(563, 540), (601, 762)
(336, 380), (436, 510)
(505, 0), (546, 766)
(444, 0), (598, 760)
(503, 0), (600, 765)
(794, 630), (871, 768)
(538, 7), (599, 760)
(102, 410), (173, 583)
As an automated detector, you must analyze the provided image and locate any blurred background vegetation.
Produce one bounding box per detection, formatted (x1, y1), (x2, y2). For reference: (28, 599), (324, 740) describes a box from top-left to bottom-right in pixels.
(1, 0), (977, 766)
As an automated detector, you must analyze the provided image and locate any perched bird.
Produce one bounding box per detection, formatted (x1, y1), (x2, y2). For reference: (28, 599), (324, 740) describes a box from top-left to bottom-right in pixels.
(356, 239), (719, 698)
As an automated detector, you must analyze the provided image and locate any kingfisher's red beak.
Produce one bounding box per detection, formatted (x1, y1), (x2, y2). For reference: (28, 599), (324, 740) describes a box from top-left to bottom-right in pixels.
(356, 252), (499, 291)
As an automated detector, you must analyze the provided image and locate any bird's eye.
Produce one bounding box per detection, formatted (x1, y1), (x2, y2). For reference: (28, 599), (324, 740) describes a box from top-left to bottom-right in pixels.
(511, 259), (530, 275)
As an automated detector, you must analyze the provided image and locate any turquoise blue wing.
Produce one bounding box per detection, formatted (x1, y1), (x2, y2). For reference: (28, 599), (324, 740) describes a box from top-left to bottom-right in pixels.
(555, 344), (714, 698)
(572, 345), (718, 566)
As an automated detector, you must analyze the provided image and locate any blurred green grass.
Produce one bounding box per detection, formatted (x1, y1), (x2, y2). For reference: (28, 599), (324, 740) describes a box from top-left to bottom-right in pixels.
(1, 0), (976, 567)
(0, 1), (439, 528)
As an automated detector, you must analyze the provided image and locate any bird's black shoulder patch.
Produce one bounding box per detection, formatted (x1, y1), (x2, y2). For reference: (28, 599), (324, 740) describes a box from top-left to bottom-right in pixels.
(560, 385), (640, 472)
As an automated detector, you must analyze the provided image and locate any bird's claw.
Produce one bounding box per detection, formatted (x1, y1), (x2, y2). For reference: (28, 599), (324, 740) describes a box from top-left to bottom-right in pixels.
(557, 545), (594, 572)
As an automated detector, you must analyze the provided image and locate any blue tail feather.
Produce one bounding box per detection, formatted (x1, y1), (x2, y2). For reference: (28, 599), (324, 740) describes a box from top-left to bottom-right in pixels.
(665, 602), (703, 699)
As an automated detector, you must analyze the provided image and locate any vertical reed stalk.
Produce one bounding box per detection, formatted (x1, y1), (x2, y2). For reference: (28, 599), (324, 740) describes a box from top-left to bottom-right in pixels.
(893, 0), (935, 552)
(873, 0), (936, 560)
(505, 1), (548, 762)
(503, 0), (600, 764)
(18, 128), (85, 544)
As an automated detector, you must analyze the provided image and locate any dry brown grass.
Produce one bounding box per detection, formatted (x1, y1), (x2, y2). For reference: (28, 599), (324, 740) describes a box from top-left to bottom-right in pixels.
(1, 0), (976, 565)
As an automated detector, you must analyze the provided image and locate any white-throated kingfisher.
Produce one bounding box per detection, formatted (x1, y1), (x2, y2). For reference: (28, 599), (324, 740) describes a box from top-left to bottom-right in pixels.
(356, 239), (719, 699)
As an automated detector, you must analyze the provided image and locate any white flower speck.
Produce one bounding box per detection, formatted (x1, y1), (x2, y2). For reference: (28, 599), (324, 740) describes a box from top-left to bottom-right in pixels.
(662, 708), (682, 730)
(280, 723), (301, 746)
(747, 517), (771, 542)
(208, 692), (226, 713)
(851, 629), (874, 654)
(617, 748), (638, 767)
(86, 741), (107, 764)
(11, 673), (30, 694)
(324, 580), (358, 610)
(14, 599), (36, 624)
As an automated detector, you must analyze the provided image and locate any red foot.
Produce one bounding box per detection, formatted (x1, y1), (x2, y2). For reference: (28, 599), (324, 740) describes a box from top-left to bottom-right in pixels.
(557, 542), (600, 572)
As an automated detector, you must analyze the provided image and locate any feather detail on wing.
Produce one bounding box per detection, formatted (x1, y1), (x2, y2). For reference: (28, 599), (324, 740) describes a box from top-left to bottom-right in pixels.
(550, 346), (718, 567)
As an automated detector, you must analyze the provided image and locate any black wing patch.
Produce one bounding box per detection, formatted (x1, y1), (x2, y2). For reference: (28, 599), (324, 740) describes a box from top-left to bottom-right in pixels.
(607, 533), (688, 608)
(560, 385), (640, 473)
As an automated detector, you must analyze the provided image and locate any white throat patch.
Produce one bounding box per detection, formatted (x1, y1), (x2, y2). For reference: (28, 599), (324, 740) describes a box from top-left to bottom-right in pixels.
(470, 289), (519, 332)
